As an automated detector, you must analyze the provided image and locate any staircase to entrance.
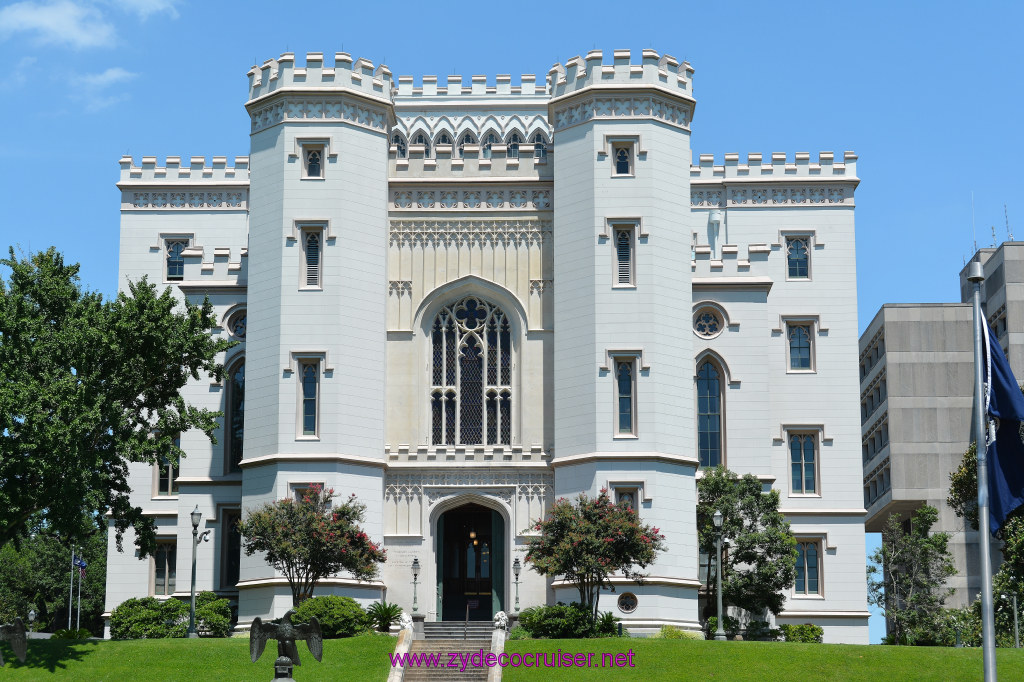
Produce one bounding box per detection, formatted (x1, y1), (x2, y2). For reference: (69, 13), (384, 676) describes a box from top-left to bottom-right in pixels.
(423, 620), (494, 640)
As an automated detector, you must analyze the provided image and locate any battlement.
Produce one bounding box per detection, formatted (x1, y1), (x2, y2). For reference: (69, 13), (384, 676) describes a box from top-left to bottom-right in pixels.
(689, 151), (858, 181)
(547, 49), (693, 101)
(394, 74), (550, 98)
(118, 155), (250, 184)
(247, 52), (393, 105)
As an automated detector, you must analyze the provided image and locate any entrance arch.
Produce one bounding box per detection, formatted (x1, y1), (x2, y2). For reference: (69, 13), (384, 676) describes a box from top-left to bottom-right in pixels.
(435, 502), (506, 621)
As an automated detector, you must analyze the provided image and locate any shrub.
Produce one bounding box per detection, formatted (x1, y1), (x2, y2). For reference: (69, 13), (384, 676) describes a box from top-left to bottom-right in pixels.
(52, 628), (92, 640)
(744, 620), (781, 642)
(594, 610), (621, 637)
(110, 597), (188, 640)
(293, 596), (369, 638)
(705, 615), (740, 639)
(518, 603), (595, 639)
(780, 623), (823, 643)
(507, 626), (530, 640)
(365, 600), (403, 632)
(655, 625), (703, 640)
(195, 591), (233, 637)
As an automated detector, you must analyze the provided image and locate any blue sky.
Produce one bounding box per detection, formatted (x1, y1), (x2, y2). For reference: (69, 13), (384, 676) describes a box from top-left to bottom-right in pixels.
(1, 0), (1022, 644)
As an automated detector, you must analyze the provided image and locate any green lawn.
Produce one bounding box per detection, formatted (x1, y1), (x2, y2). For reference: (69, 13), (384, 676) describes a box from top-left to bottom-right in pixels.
(0, 634), (396, 681)
(4, 636), (1024, 681)
(503, 639), (1024, 681)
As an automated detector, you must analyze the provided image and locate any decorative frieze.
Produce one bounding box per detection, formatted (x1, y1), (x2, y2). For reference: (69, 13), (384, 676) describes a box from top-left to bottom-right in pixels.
(249, 96), (390, 135)
(384, 471), (553, 504)
(388, 280), (412, 296)
(126, 190), (247, 210)
(691, 185), (850, 208)
(389, 219), (551, 248)
(529, 279), (551, 295)
(391, 188), (552, 212)
(552, 94), (692, 133)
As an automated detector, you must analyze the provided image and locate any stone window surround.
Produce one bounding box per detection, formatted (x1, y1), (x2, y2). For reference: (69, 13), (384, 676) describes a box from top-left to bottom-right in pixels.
(287, 351), (332, 441)
(289, 137), (336, 180)
(778, 315), (821, 374)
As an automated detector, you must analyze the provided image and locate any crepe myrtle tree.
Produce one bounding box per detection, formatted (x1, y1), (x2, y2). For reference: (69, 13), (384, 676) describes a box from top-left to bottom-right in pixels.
(237, 485), (387, 606)
(522, 488), (666, 623)
(0, 247), (233, 555)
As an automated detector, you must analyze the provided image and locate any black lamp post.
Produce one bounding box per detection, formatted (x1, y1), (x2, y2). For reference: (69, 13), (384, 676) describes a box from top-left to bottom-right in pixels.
(713, 509), (726, 641)
(512, 558), (521, 612)
(188, 505), (211, 638)
(411, 558), (420, 613)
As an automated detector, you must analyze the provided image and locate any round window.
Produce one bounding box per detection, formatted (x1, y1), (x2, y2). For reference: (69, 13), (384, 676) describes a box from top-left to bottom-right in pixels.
(617, 592), (638, 614)
(693, 307), (724, 338)
(227, 310), (246, 339)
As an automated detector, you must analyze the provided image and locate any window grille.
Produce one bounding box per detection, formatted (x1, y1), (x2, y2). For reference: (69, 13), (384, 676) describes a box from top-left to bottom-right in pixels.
(306, 149), (322, 177)
(482, 133), (498, 159)
(414, 133), (431, 158)
(436, 132), (452, 147)
(615, 146), (631, 175)
(458, 133), (476, 158)
(506, 132), (522, 159)
(392, 133), (407, 158)
(305, 232), (321, 287)
(430, 297), (512, 445)
(788, 324), (812, 369)
(616, 229), (632, 284)
(787, 238), (809, 278)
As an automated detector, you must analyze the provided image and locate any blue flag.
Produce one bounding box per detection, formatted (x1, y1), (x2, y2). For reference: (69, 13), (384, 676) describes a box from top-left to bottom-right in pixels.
(983, 322), (1024, 532)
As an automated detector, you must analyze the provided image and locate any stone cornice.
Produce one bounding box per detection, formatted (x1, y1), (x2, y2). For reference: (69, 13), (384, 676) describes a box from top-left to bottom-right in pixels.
(550, 452), (699, 468)
(550, 91), (692, 133)
(239, 453), (386, 469)
(247, 92), (393, 136)
(389, 218), (551, 248)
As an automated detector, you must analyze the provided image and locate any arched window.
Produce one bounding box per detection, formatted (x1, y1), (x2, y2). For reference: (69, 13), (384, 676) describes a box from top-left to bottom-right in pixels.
(790, 434), (817, 494)
(226, 358), (245, 472)
(413, 132), (431, 158)
(506, 132), (522, 159)
(482, 133), (498, 159)
(301, 363), (318, 436)
(615, 147), (631, 175)
(789, 325), (812, 370)
(304, 231), (321, 287)
(436, 132), (452, 148)
(787, 237), (809, 278)
(392, 133), (407, 159)
(431, 297), (512, 445)
(530, 132), (547, 161)
(696, 360), (722, 467)
(457, 132), (476, 159)
(305, 149), (321, 177)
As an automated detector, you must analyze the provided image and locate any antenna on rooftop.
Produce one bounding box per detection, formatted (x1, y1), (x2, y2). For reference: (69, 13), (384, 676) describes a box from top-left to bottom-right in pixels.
(972, 191), (977, 252)
(1007, 204), (1013, 241)
(992, 225), (997, 247)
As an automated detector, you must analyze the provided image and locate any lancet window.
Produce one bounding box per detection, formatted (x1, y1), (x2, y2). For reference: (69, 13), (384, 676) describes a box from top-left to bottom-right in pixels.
(430, 297), (512, 445)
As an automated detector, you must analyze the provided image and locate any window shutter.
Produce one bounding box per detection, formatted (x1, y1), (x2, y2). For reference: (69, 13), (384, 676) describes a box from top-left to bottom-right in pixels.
(616, 230), (631, 283)
(306, 233), (320, 286)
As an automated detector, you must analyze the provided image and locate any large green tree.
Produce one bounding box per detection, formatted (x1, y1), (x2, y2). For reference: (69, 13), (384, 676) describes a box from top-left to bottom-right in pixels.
(522, 488), (666, 622)
(867, 505), (956, 645)
(0, 247), (231, 554)
(0, 516), (107, 633)
(696, 467), (797, 619)
(237, 485), (387, 606)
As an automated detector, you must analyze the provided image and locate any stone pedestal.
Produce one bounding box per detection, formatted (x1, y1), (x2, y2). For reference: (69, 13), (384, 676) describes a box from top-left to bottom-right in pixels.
(412, 613), (426, 639)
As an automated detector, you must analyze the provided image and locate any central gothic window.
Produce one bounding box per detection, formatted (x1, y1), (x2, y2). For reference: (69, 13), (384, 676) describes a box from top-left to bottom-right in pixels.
(431, 297), (512, 445)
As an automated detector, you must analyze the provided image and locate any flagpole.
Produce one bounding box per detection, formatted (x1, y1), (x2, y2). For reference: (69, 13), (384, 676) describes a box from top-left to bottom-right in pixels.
(68, 546), (75, 631)
(969, 260), (997, 680)
(76, 562), (82, 631)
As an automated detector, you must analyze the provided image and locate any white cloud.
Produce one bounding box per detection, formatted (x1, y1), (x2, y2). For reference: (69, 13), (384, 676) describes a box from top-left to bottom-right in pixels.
(108, 0), (179, 19)
(72, 66), (137, 112)
(0, 56), (38, 89)
(0, 1), (115, 49)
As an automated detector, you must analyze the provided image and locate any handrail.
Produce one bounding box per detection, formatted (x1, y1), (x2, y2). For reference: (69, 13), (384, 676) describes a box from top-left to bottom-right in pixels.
(464, 603), (469, 640)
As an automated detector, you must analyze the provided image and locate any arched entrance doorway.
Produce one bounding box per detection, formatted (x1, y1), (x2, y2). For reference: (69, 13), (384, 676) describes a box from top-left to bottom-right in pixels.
(437, 503), (505, 621)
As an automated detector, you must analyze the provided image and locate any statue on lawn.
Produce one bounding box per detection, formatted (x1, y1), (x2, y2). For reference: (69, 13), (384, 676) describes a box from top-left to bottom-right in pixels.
(250, 609), (323, 679)
(0, 618), (28, 667)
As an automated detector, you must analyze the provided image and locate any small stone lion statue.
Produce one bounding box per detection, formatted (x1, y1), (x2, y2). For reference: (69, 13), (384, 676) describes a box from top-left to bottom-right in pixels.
(493, 611), (508, 630)
(398, 611), (414, 631)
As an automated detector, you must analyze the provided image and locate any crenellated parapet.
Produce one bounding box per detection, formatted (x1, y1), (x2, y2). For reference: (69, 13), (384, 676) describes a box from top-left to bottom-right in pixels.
(546, 49), (695, 133)
(117, 155), (249, 211)
(689, 151), (859, 208)
(247, 52), (393, 105)
(394, 73), (549, 98)
(547, 49), (693, 100)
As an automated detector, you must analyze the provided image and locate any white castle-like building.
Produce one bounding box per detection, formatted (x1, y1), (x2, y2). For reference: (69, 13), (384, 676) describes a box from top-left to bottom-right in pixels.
(104, 49), (869, 643)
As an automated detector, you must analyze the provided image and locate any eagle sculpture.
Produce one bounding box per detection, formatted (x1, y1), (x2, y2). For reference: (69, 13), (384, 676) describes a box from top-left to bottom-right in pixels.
(250, 609), (323, 667)
(0, 618), (28, 667)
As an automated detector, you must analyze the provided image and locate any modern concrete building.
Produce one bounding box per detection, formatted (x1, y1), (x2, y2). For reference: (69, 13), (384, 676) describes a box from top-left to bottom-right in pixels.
(861, 242), (1024, 606)
(104, 48), (870, 643)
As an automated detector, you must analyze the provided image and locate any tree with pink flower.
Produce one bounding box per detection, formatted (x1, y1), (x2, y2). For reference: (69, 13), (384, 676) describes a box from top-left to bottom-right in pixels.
(522, 489), (666, 623)
(237, 485), (386, 606)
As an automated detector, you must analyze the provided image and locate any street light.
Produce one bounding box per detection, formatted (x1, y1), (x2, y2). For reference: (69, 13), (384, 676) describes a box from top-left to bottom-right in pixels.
(28, 609), (36, 634)
(1002, 593), (1020, 649)
(713, 509), (726, 641)
(188, 505), (211, 639)
(512, 558), (522, 612)
(411, 558), (420, 613)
